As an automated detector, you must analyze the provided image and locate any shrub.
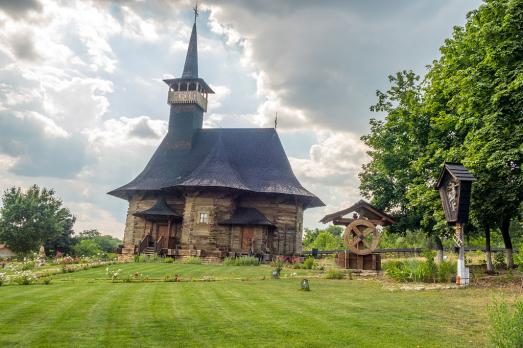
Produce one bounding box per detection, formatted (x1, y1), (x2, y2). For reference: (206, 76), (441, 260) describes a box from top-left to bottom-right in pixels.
(383, 259), (455, 283)
(489, 299), (523, 347)
(494, 252), (506, 270)
(182, 256), (202, 264)
(163, 275), (176, 282)
(106, 267), (122, 282)
(223, 256), (260, 266)
(21, 260), (35, 270)
(13, 271), (37, 285)
(0, 272), (6, 286)
(42, 277), (52, 285)
(303, 257), (315, 270)
(162, 257), (175, 263)
(325, 268), (345, 279)
(74, 239), (103, 257)
(134, 254), (158, 263)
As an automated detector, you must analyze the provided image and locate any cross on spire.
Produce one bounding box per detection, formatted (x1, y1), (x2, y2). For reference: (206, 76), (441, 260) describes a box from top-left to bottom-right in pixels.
(193, 2), (199, 23)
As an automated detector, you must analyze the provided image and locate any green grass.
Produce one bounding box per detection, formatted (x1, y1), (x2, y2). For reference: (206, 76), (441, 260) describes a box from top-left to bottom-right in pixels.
(0, 263), (516, 347)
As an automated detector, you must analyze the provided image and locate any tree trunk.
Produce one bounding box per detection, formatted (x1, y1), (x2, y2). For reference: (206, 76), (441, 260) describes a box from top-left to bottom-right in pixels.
(500, 215), (513, 269)
(434, 236), (444, 264)
(484, 223), (493, 273)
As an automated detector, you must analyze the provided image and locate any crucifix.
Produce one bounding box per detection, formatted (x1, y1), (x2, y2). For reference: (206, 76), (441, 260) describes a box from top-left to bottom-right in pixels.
(193, 2), (199, 23)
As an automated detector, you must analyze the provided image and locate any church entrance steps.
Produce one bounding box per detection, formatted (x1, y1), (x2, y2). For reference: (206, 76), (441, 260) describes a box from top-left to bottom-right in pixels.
(141, 247), (156, 257)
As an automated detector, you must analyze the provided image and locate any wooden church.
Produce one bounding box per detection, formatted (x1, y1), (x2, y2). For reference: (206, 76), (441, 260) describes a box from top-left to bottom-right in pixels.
(109, 12), (323, 260)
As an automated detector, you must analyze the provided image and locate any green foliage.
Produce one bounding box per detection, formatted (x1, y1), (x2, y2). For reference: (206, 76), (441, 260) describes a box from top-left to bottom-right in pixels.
(12, 271), (37, 285)
(45, 216), (76, 256)
(303, 226), (344, 250)
(489, 299), (523, 348)
(308, 231), (344, 251)
(302, 228), (319, 247)
(325, 268), (345, 280)
(162, 257), (175, 263)
(379, 230), (429, 249)
(223, 256), (260, 266)
(73, 239), (103, 257)
(182, 256), (202, 264)
(384, 258), (456, 283)
(76, 229), (122, 254)
(494, 252), (506, 270)
(360, 0), (523, 255)
(20, 260), (35, 270)
(42, 277), (52, 285)
(303, 257), (315, 270)
(134, 254), (159, 263)
(0, 185), (74, 254)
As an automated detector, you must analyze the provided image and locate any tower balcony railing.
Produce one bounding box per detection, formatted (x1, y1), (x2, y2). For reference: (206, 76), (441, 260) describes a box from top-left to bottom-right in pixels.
(168, 90), (208, 111)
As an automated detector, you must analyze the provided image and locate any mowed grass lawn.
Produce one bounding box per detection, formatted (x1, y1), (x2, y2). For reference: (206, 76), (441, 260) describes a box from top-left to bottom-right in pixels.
(0, 263), (514, 347)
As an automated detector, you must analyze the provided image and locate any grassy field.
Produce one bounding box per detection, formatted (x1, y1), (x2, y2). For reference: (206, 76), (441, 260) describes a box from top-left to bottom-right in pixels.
(0, 262), (520, 347)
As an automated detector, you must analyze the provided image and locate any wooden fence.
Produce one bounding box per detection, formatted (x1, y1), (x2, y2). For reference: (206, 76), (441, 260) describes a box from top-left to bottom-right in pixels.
(303, 247), (518, 258)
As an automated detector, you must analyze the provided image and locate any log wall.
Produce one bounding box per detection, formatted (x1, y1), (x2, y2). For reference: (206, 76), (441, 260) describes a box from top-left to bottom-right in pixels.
(122, 190), (305, 256)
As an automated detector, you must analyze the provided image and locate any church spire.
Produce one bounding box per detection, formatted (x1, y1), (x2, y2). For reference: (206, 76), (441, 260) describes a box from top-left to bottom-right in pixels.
(181, 7), (198, 79)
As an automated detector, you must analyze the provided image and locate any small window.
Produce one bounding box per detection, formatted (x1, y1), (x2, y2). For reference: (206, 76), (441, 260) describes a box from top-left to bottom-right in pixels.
(199, 212), (209, 224)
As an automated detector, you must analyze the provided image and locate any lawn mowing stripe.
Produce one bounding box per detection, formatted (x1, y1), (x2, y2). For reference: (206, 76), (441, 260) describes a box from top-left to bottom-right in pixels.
(170, 282), (214, 346)
(98, 284), (140, 347)
(25, 284), (110, 347)
(193, 281), (279, 346)
(215, 281), (294, 346)
(82, 284), (130, 346)
(1, 285), (97, 347)
(0, 284), (50, 302)
(125, 282), (155, 346)
(163, 282), (215, 344)
(0, 285), (81, 334)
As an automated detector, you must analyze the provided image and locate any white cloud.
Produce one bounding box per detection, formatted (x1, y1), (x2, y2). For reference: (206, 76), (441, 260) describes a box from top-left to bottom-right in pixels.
(0, 0), (483, 237)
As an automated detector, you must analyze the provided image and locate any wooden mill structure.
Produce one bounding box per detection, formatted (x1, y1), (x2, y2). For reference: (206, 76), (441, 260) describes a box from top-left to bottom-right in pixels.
(320, 200), (395, 270)
(108, 9), (323, 260)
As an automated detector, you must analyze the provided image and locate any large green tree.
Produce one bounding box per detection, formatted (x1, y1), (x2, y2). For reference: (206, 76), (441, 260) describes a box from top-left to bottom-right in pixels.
(359, 71), (448, 259)
(77, 229), (121, 253)
(360, 0), (523, 266)
(0, 185), (74, 254)
(424, 0), (523, 267)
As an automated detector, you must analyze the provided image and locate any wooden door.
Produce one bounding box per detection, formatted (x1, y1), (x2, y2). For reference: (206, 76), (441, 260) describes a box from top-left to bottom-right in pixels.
(241, 227), (254, 253)
(156, 224), (169, 241)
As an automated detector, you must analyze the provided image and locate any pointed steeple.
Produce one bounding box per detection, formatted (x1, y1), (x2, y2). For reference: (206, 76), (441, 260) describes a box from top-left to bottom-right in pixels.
(182, 22), (198, 78)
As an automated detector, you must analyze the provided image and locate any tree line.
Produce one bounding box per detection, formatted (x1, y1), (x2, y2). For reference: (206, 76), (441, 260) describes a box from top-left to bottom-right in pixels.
(359, 0), (522, 270)
(0, 185), (121, 257)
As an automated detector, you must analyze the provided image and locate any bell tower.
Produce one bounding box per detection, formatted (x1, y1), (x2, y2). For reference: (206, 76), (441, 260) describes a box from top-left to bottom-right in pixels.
(163, 4), (214, 148)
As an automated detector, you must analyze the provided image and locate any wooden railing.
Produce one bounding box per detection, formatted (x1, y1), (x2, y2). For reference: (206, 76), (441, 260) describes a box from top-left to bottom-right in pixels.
(138, 234), (152, 254)
(168, 91), (207, 111)
(156, 236), (168, 254)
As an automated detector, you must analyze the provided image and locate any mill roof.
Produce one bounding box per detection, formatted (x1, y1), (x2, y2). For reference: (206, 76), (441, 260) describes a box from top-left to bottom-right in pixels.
(319, 199), (395, 225)
(108, 128), (324, 208)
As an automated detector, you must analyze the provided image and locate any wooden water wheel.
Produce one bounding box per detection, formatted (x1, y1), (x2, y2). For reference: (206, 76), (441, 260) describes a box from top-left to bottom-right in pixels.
(343, 219), (380, 255)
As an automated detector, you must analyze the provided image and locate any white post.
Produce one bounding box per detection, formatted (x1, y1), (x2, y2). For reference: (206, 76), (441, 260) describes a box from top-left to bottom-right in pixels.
(456, 223), (469, 285)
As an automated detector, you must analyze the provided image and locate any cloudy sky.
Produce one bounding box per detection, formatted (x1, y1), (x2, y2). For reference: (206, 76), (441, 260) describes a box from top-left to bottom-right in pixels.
(0, 0), (482, 237)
